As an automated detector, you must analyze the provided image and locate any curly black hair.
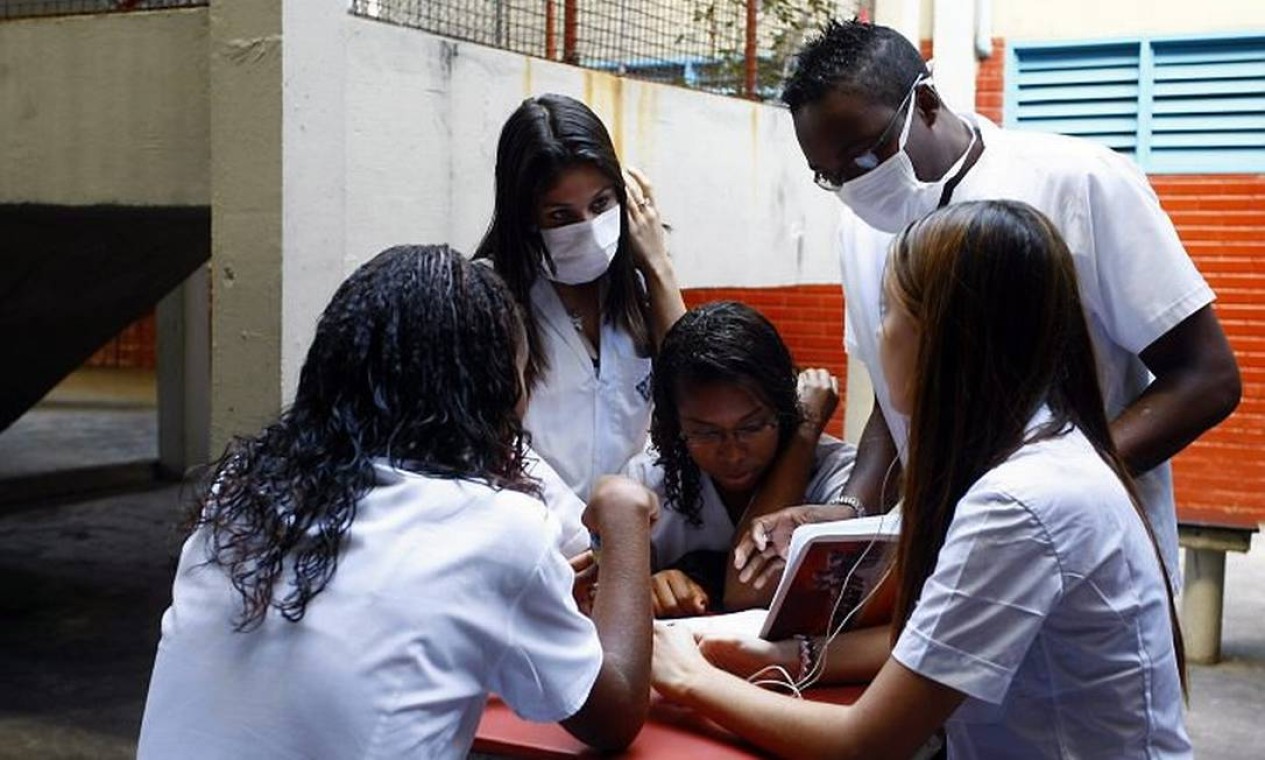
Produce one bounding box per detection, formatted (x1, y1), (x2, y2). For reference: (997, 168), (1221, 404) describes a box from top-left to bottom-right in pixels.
(781, 18), (929, 113)
(650, 301), (802, 527)
(193, 245), (535, 630)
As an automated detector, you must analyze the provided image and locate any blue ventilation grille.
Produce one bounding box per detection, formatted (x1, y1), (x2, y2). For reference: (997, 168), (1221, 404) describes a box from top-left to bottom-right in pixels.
(1007, 35), (1265, 173)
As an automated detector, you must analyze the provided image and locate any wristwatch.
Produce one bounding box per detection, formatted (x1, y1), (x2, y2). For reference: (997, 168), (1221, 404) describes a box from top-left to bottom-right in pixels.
(832, 494), (867, 519)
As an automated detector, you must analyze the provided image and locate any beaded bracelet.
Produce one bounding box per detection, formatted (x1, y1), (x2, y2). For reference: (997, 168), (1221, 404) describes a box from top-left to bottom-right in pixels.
(795, 634), (821, 682)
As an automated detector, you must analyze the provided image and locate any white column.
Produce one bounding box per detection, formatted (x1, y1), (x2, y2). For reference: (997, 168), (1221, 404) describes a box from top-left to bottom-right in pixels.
(872, 0), (924, 48)
(209, 0), (283, 452)
(931, 0), (977, 112)
(157, 264), (211, 476)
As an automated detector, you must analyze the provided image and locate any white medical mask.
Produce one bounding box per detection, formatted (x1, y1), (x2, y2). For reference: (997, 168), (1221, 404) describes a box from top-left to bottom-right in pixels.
(836, 89), (978, 234)
(539, 204), (622, 284)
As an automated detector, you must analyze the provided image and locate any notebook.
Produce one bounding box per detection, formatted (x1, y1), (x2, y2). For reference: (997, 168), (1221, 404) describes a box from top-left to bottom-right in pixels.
(671, 511), (900, 641)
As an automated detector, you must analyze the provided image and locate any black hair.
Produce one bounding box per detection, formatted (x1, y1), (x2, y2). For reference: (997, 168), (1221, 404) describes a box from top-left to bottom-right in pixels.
(193, 244), (534, 631)
(782, 19), (929, 112)
(474, 93), (650, 387)
(650, 301), (803, 526)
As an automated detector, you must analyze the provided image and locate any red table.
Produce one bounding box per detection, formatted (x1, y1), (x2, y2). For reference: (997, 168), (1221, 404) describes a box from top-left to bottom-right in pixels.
(472, 686), (864, 758)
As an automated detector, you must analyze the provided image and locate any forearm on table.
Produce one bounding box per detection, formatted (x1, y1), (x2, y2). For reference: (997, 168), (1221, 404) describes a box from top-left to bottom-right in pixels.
(673, 667), (863, 760)
(818, 626), (892, 684)
(562, 513), (653, 749)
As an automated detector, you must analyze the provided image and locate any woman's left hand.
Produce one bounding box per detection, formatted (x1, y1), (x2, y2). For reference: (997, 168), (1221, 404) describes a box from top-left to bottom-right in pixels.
(623, 166), (670, 274)
(651, 621), (714, 701)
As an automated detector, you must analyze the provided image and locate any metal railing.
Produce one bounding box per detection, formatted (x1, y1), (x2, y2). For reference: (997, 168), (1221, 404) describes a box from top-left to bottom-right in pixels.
(0, 0), (207, 20)
(351, 0), (861, 101)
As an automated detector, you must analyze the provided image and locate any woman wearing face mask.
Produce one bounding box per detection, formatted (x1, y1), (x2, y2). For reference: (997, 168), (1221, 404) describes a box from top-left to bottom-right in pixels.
(476, 94), (685, 503)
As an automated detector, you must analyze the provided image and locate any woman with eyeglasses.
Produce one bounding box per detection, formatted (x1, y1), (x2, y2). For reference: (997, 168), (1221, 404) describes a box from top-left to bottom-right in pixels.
(623, 301), (856, 618)
(475, 94), (685, 515)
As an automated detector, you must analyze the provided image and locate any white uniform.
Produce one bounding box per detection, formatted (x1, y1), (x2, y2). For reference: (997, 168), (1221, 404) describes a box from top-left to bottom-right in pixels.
(138, 464), (602, 760)
(627, 435), (857, 571)
(892, 408), (1190, 759)
(525, 445), (590, 558)
(523, 276), (655, 501)
(839, 114), (1212, 582)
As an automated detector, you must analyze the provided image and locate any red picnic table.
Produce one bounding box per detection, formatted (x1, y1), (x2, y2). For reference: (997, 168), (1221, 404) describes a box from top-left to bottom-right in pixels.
(472, 685), (864, 758)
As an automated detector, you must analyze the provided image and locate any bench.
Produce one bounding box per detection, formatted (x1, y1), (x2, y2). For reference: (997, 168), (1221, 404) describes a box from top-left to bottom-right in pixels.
(1177, 508), (1259, 664)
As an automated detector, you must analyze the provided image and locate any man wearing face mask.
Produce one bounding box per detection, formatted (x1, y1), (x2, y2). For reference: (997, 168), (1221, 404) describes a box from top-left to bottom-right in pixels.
(734, 19), (1240, 596)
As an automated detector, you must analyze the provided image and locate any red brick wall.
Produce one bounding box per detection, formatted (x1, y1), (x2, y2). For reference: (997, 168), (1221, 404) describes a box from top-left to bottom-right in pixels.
(1155, 175), (1265, 519)
(84, 310), (157, 370)
(682, 286), (848, 437)
(974, 37), (1005, 124)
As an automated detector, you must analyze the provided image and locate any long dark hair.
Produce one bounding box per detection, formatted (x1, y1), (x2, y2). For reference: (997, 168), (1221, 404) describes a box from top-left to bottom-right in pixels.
(194, 245), (535, 630)
(650, 301), (802, 526)
(474, 93), (650, 387)
(886, 200), (1186, 691)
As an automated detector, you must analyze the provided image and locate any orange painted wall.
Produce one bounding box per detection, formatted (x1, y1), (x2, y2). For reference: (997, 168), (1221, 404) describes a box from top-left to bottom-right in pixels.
(1155, 175), (1265, 518)
(84, 310), (156, 370)
(682, 286), (848, 437)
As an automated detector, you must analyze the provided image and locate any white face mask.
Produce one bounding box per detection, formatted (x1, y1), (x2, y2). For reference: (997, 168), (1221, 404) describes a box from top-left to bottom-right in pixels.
(539, 204), (622, 284)
(836, 89), (977, 234)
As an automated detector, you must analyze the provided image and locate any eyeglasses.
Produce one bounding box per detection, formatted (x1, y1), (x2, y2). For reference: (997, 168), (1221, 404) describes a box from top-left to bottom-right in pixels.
(812, 77), (925, 192)
(681, 417), (779, 450)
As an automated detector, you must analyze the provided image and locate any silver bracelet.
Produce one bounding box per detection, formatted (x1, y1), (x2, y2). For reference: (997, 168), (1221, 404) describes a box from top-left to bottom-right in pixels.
(831, 494), (867, 518)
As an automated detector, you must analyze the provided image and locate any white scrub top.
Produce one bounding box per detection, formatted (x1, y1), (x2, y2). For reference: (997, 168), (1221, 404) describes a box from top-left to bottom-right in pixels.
(525, 445), (590, 558)
(627, 435), (857, 571)
(838, 114), (1213, 583)
(138, 465), (602, 760)
(523, 276), (654, 501)
(892, 409), (1190, 759)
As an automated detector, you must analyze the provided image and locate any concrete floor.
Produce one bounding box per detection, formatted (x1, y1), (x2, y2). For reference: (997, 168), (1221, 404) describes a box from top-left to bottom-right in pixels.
(0, 480), (1261, 758)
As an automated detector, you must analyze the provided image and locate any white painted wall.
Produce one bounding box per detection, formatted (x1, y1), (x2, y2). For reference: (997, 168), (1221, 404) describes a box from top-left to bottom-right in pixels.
(0, 9), (209, 205)
(337, 13), (845, 291)
(280, 3), (849, 403)
(994, 0), (1265, 42)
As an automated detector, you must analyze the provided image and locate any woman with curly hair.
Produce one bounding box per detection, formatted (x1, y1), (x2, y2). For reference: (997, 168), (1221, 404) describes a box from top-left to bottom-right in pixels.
(476, 93), (685, 507)
(138, 245), (656, 759)
(625, 301), (855, 617)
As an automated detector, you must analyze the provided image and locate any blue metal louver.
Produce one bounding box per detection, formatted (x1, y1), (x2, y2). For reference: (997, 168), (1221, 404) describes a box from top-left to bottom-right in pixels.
(1006, 34), (1265, 174)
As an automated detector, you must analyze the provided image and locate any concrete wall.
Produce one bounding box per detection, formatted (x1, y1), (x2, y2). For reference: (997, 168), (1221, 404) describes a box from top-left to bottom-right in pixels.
(0, 9), (209, 205)
(994, 0), (1265, 42)
(336, 16), (843, 289)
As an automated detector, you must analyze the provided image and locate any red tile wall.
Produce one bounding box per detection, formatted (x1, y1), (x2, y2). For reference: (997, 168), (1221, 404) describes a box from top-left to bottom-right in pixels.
(682, 286), (848, 437)
(1153, 175), (1265, 519)
(84, 310), (156, 370)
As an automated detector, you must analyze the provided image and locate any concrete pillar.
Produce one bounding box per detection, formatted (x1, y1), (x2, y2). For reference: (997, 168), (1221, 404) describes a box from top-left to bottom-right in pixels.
(872, 0), (925, 47)
(844, 356), (874, 446)
(1182, 546), (1226, 664)
(932, 0), (977, 112)
(209, 0), (283, 453)
(157, 264), (211, 477)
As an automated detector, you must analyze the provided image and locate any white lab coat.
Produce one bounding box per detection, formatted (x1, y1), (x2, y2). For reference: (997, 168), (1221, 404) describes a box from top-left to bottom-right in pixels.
(523, 276), (654, 502)
(838, 114), (1213, 585)
(892, 408), (1190, 759)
